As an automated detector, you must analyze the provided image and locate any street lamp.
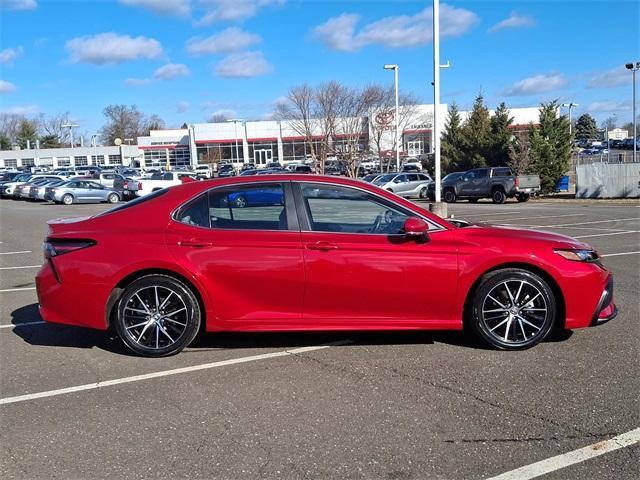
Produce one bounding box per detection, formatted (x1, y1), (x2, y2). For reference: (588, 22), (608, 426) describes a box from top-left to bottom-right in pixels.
(227, 118), (244, 163)
(561, 103), (579, 136)
(625, 62), (639, 162)
(124, 138), (134, 146)
(90, 134), (98, 165)
(384, 64), (400, 172)
(61, 123), (79, 148)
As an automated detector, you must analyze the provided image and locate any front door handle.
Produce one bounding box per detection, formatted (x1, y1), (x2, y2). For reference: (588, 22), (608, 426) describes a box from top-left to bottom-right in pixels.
(178, 238), (213, 248)
(306, 241), (339, 251)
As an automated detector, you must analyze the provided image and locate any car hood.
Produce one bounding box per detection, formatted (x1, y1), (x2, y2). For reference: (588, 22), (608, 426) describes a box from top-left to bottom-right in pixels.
(454, 222), (592, 250)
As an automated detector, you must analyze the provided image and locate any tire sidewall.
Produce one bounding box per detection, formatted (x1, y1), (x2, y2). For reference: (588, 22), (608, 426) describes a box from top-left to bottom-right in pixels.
(444, 189), (456, 203)
(108, 193), (119, 203)
(492, 189), (506, 204)
(63, 194), (73, 205)
(114, 275), (201, 357)
(470, 269), (556, 350)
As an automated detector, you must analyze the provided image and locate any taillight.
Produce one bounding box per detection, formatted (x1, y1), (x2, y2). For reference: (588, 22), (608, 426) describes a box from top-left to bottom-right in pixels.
(515, 177), (519, 188)
(138, 181), (142, 189)
(44, 239), (96, 259)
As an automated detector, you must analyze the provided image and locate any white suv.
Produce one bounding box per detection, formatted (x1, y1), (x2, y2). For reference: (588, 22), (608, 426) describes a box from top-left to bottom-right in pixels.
(372, 172), (433, 199)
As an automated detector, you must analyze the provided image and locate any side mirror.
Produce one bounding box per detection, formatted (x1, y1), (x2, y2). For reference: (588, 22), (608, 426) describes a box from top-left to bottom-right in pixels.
(404, 217), (429, 239)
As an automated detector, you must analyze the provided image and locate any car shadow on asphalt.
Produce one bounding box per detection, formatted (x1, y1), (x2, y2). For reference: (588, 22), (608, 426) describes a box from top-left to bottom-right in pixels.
(11, 303), (573, 356)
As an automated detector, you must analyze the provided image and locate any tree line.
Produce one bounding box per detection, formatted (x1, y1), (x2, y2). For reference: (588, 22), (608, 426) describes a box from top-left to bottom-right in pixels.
(0, 105), (165, 150)
(441, 95), (572, 193)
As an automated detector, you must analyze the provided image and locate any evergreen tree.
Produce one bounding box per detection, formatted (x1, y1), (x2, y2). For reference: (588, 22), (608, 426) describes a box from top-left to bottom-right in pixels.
(574, 113), (598, 142)
(0, 133), (10, 150)
(460, 93), (491, 169)
(440, 102), (465, 173)
(488, 102), (514, 167)
(16, 119), (38, 149)
(39, 134), (62, 148)
(529, 100), (572, 193)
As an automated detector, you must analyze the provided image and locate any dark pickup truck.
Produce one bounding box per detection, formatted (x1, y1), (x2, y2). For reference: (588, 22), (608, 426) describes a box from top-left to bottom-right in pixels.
(440, 167), (540, 204)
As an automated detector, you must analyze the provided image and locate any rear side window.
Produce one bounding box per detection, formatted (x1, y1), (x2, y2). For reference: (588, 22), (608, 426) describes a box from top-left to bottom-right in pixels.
(176, 194), (210, 228)
(208, 184), (288, 231)
(493, 168), (512, 177)
(96, 189), (168, 217)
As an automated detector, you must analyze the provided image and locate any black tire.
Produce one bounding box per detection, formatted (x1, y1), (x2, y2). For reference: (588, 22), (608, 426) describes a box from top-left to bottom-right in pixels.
(62, 194), (74, 205)
(107, 193), (119, 204)
(234, 195), (247, 208)
(114, 274), (201, 357)
(443, 189), (456, 203)
(491, 189), (506, 204)
(419, 186), (428, 199)
(469, 268), (556, 350)
(517, 193), (530, 203)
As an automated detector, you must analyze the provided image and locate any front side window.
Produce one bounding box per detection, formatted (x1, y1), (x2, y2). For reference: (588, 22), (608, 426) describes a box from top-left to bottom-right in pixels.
(300, 183), (411, 235)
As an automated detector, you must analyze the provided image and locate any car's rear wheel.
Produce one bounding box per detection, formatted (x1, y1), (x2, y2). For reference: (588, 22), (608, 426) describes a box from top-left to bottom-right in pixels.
(107, 193), (119, 204)
(491, 189), (506, 204)
(517, 193), (530, 203)
(419, 186), (428, 199)
(443, 189), (456, 203)
(469, 269), (556, 350)
(115, 275), (201, 357)
(62, 194), (74, 205)
(234, 195), (247, 208)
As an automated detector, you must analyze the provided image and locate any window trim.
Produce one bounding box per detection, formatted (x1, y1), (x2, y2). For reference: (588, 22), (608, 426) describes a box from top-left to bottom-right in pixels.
(172, 181), (299, 232)
(292, 181), (446, 235)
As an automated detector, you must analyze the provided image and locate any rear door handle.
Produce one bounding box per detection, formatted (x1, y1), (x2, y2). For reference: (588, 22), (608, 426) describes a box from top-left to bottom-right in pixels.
(178, 238), (213, 248)
(306, 241), (339, 251)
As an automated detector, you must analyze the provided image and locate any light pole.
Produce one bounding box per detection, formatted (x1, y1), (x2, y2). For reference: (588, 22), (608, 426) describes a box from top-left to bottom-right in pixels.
(61, 123), (79, 148)
(384, 64), (400, 172)
(625, 62), (639, 163)
(91, 135), (98, 165)
(561, 103), (579, 136)
(124, 138), (134, 146)
(227, 119), (244, 163)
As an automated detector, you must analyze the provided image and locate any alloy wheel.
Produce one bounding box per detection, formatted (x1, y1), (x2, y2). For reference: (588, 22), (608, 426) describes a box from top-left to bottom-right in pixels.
(121, 285), (189, 351)
(481, 280), (548, 345)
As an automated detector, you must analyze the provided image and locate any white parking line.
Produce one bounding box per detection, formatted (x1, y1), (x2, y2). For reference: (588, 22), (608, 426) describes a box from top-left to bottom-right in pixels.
(477, 214), (585, 223)
(0, 342), (349, 406)
(486, 427), (640, 480)
(530, 217), (639, 228)
(574, 231), (639, 239)
(602, 251), (640, 257)
(0, 287), (36, 293)
(0, 250), (32, 255)
(0, 265), (41, 271)
(0, 321), (45, 330)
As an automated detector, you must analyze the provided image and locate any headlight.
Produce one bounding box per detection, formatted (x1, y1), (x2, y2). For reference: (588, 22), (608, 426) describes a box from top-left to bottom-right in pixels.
(555, 249), (600, 262)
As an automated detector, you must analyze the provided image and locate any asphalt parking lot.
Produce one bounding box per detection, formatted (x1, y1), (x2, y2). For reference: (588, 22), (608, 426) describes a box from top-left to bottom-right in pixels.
(0, 197), (638, 479)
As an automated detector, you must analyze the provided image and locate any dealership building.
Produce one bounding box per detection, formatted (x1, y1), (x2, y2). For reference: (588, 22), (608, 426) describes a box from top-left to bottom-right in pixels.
(0, 104), (540, 169)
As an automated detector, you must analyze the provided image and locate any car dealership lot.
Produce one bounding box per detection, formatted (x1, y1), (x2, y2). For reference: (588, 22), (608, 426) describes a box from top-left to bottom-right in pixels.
(0, 198), (638, 479)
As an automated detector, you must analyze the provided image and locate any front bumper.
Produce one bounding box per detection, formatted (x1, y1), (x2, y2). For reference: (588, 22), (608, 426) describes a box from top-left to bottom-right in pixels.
(591, 276), (617, 326)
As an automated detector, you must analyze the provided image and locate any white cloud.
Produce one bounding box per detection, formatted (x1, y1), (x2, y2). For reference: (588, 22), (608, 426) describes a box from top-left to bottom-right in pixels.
(186, 28), (261, 55)
(119, 0), (191, 17)
(0, 104), (39, 115)
(587, 67), (631, 89)
(488, 11), (535, 33)
(0, 46), (24, 66)
(66, 32), (163, 65)
(209, 108), (236, 120)
(153, 63), (191, 80)
(312, 4), (478, 52)
(176, 101), (190, 113)
(196, 0), (284, 27)
(503, 73), (568, 96)
(2, 0), (37, 10)
(0, 80), (17, 93)
(214, 51), (272, 78)
(124, 77), (152, 87)
(587, 100), (631, 113)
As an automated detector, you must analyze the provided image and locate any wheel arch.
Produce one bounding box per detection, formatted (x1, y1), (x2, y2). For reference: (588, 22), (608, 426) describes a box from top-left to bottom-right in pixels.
(105, 268), (207, 331)
(462, 262), (566, 329)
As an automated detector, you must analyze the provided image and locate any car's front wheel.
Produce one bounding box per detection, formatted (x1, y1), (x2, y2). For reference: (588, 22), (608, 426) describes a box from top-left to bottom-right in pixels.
(62, 194), (74, 205)
(107, 193), (119, 204)
(469, 268), (556, 350)
(419, 186), (428, 199)
(443, 189), (456, 203)
(114, 275), (201, 357)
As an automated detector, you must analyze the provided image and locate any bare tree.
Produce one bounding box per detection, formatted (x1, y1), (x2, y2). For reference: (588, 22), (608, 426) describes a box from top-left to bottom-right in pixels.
(274, 84), (318, 166)
(314, 81), (346, 174)
(208, 113), (232, 123)
(37, 112), (73, 147)
(508, 130), (532, 174)
(0, 113), (25, 146)
(99, 105), (164, 145)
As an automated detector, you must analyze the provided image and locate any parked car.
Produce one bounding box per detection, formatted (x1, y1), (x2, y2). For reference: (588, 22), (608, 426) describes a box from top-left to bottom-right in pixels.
(1, 173), (33, 197)
(30, 180), (66, 201)
(324, 160), (348, 176)
(361, 174), (382, 183)
(265, 162), (284, 170)
(240, 163), (256, 172)
(92, 172), (126, 189)
(128, 171), (196, 197)
(195, 165), (213, 179)
(36, 174), (617, 357)
(239, 169), (259, 176)
(441, 167), (540, 204)
(285, 163), (314, 174)
(426, 172), (465, 201)
(218, 164), (236, 177)
(45, 180), (122, 204)
(372, 172), (433, 199)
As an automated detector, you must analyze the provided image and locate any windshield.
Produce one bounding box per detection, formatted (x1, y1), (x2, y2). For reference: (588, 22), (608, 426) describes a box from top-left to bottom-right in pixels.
(443, 172), (463, 182)
(373, 174), (396, 184)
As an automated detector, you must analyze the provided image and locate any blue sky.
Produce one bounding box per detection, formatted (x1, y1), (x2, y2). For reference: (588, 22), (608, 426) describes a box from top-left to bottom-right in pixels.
(1, 0), (638, 136)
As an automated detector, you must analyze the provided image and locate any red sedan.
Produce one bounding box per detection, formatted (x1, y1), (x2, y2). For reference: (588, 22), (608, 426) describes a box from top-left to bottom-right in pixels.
(35, 175), (617, 357)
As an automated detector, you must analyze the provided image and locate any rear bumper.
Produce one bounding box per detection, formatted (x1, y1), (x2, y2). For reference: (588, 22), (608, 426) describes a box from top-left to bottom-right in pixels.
(36, 262), (110, 330)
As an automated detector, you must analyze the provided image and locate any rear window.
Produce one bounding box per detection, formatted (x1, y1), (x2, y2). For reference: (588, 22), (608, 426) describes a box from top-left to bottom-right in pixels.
(96, 189), (168, 217)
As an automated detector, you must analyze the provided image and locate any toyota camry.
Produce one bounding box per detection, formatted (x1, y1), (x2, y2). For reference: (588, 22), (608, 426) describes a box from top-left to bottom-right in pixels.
(35, 175), (617, 357)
